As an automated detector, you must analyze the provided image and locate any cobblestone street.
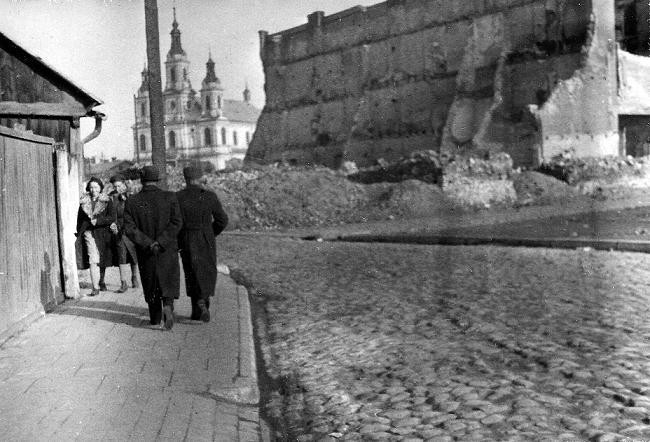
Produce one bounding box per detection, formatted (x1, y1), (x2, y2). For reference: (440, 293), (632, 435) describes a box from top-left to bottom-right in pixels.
(221, 235), (650, 441)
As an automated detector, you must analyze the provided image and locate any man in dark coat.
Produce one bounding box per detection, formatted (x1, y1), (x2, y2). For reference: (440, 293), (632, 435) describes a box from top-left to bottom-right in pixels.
(124, 166), (183, 329)
(176, 166), (228, 322)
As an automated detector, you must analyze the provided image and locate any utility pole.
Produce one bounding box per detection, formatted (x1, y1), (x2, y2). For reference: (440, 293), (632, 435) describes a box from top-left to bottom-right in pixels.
(144, 0), (167, 186)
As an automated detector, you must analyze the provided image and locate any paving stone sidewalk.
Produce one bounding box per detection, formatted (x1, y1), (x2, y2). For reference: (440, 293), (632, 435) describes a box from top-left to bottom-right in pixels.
(0, 265), (265, 441)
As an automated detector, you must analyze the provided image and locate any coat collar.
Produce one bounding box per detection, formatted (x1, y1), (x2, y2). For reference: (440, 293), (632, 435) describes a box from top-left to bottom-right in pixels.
(141, 184), (160, 192)
(79, 193), (109, 219)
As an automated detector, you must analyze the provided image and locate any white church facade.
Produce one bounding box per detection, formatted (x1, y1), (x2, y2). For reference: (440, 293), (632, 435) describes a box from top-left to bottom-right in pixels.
(132, 9), (260, 169)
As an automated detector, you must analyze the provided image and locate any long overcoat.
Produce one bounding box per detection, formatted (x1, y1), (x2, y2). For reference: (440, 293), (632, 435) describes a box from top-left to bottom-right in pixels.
(176, 184), (228, 299)
(123, 184), (183, 303)
(75, 193), (113, 270)
(100, 191), (137, 264)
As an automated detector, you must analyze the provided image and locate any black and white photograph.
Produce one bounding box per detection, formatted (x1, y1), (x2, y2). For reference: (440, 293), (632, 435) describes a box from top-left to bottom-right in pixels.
(0, 0), (650, 440)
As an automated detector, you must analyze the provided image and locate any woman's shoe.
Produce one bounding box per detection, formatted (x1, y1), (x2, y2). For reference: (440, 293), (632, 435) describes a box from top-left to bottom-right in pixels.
(116, 281), (128, 293)
(88, 288), (100, 297)
(132, 276), (139, 289)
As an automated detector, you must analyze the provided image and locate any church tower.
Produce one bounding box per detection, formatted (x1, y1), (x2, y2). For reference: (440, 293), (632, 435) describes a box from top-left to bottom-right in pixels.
(200, 52), (223, 118)
(133, 5), (261, 168)
(135, 64), (150, 125)
(164, 7), (192, 122)
(133, 64), (151, 159)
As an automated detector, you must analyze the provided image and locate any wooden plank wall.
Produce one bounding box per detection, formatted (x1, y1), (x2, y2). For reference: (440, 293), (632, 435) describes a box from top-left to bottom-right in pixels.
(0, 133), (5, 331)
(0, 117), (70, 145)
(0, 127), (62, 337)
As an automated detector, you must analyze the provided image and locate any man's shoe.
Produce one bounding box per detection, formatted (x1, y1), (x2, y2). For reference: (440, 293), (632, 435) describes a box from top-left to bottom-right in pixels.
(132, 276), (139, 288)
(162, 305), (174, 330)
(197, 300), (210, 323)
(99, 282), (107, 291)
(116, 281), (128, 293)
(88, 288), (100, 297)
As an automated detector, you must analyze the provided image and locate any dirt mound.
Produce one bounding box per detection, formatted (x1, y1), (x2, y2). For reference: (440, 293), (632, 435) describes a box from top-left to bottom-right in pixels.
(166, 165), (461, 230)
(512, 171), (579, 206)
(443, 176), (517, 208)
(363, 180), (455, 218)
(348, 150), (443, 184)
(154, 151), (650, 231)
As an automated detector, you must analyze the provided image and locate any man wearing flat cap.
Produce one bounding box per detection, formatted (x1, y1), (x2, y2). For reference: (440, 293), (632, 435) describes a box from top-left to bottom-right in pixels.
(176, 165), (228, 322)
(124, 165), (183, 329)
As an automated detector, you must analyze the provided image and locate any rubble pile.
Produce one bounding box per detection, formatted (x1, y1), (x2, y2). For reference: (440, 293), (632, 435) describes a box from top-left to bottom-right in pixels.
(441, 153), (517, 208)
(108, 150), (650, 231)
(443, 152), (513, 180)
(347, 150), (444, 185)
(167, 164), (454, 230)
(538, 152), (650, 185)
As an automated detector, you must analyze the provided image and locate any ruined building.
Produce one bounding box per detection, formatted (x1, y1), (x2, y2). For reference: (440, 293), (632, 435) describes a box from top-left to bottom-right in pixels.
(133, 9), (261, 169)
(247, 0), (650, 168)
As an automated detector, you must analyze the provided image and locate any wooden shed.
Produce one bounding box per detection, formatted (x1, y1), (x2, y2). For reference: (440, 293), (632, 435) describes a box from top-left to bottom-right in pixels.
(0, 31), (104, 340)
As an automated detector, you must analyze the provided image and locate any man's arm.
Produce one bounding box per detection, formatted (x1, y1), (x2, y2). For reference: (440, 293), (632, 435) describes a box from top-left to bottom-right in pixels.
(124, 199), (155, 248)
(156, 193), (183, 250)
(211, 192), (229, 236)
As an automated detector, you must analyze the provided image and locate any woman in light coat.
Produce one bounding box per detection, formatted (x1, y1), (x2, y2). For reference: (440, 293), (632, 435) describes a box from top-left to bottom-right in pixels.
(75, 177), (113, 296)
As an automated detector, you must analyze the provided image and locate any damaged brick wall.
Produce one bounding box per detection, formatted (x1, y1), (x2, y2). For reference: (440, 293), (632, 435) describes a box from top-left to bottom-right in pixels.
(248, 0), (623, 168)
(531, 0), (619, 162)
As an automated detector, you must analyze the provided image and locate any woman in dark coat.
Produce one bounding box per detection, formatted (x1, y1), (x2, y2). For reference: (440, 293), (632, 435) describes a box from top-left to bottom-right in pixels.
(103, 174), (139, 293)
(176, 166), (228, 322)
(75, 177), (113, 297)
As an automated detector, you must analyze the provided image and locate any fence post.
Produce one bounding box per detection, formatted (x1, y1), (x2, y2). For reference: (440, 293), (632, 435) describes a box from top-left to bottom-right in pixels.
(55, 147), (80, 299)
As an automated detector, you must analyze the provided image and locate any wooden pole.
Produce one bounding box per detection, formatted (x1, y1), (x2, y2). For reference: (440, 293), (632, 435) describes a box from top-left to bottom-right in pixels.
(144, 0), (167, 187)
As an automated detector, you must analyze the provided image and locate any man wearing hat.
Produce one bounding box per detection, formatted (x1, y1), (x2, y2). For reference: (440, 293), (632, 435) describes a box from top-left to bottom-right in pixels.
(176, 165), (228, 322)
(123, 165), (183, 329)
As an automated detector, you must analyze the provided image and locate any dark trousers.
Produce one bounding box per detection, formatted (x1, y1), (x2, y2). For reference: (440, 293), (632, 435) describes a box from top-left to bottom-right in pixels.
(117, 235), (137, 264)
(147, 284), (174, 325)
(180, 252), (206, 299)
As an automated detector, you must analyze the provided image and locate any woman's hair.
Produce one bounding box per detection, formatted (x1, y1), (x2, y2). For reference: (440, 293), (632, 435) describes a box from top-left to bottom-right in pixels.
(85, 177), (104, 193)
(109, 174), (125, 184)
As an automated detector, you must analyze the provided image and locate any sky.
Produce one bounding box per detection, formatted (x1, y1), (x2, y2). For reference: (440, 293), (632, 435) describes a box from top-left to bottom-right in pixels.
(0, 0), (378, 160)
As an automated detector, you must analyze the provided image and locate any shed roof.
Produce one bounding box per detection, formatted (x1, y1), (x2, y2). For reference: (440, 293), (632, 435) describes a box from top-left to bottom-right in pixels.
(0, 31), (103, 113)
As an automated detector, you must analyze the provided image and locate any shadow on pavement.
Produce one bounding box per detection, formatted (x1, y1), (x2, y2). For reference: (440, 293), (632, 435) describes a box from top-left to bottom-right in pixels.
(52, 299), (205, 328)
(52, 299), (152, 328)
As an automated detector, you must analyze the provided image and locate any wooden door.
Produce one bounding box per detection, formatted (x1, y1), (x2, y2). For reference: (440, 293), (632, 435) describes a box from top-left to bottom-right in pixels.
(0, 125), (62, 339)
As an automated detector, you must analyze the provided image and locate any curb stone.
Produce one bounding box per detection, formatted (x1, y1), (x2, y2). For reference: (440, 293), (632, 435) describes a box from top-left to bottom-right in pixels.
(332, 234), (650, 254)
(210, 265), (260, 406)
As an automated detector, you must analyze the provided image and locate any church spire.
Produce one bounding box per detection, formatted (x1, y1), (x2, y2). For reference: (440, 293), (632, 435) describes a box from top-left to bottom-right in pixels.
(203, 52), (220, 85)
(139, 63), (149, 93)
(169, 7), (186, 56)
(243, 82), (251, 103)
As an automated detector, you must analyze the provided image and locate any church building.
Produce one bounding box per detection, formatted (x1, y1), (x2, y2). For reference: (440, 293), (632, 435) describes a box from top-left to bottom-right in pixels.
(132, 9), (260, 169)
